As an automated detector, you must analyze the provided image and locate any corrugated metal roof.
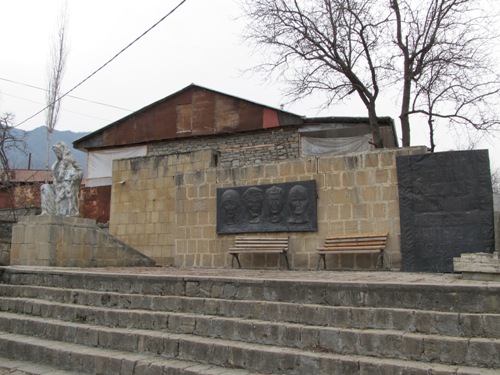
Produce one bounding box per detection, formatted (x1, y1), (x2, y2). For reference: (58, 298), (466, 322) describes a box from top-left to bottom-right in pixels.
(73, 84), (304, 151)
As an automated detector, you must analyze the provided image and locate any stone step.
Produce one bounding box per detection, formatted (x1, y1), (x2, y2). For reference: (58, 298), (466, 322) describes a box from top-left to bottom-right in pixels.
(2, 321), (498, 375)
(3, 267), (500, 313)
(0, 357), (75, 375)
(0, 333), (259, 375)
(1, 309), (500, 370)
(2, 266), (500, 373)
(2, 284), (500, 339)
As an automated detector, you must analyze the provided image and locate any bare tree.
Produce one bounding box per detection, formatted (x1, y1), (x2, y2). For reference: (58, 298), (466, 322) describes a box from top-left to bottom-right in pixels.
(492, 167), (500, 195)
(0, 113), (27, 219)
(45, 2), (69, 182)
(242, 0), (391, 148)
(242, 0), (500, 150)
(390, 0), (500, 147)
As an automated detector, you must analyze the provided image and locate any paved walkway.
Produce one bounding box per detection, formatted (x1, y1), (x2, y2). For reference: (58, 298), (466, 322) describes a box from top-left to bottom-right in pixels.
(4, 265), (500, 287)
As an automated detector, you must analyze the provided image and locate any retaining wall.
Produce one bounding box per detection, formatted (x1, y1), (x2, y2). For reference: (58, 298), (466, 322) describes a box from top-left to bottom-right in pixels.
(110, 146), (428, 270)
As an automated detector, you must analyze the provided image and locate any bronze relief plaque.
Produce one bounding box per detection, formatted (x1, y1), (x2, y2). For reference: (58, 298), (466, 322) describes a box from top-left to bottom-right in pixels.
(217, 180), (317, 234)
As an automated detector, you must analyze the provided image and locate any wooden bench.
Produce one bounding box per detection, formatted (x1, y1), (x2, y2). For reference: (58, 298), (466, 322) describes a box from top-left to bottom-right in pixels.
(316, 232), (388, 270)
(229, 236), (290, 269)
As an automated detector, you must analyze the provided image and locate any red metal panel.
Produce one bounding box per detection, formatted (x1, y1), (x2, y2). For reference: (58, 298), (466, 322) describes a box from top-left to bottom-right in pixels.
(80, 185), (111, 224)
(215, 94), (239, 132)
(239, 101), (264, 131)
(152, 104), (177, 140)
(192, 89), (215, 135)
(263, 108), (280, 129)
(102, 123), (118, 147)
(0, 185), (42, 210)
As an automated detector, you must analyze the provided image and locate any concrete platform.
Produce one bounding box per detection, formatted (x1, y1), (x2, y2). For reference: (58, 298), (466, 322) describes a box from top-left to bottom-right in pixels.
(4, 265), (500, 287)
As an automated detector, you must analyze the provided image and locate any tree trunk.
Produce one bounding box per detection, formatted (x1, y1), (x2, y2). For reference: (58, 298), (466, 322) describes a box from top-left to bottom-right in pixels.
(428, 115), (435, 153)
(45, 129), (52, 183)
(368, 103), (383, 148)
(400, 74), (412, 147)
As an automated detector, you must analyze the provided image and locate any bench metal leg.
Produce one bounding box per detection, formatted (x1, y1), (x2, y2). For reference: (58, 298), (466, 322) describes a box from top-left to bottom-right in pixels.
(377, 252), (384, 270)
(231, 254), (242, 268)
(317, 254), (326, 270)
(282, 253), (291, 270)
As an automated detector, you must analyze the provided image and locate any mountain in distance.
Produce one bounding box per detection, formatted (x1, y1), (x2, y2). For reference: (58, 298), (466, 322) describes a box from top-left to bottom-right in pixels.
(7, 126), (90, 175)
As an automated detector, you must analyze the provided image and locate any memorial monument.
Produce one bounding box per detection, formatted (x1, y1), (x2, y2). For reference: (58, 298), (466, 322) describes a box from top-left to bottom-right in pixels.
(41, 141), (83, 217)
(10, 142), (154, 267)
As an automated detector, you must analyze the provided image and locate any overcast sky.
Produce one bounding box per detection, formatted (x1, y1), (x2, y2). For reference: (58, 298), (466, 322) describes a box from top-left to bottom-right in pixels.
(1, 0), (499, 170)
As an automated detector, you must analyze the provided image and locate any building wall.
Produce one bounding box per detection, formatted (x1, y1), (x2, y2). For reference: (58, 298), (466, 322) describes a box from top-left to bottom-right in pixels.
(0, 220), (13, 266)
(110, 146), (427, 270)
(79, 185), (112, 224)
(110, 150), (218, 265)
(0, 185), (42, 211)
(149, 128), (300, 169)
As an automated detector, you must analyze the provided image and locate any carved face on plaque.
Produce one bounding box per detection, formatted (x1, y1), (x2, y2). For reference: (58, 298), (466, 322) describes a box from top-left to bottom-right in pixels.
(242, 187), (264, 224)
(265, 186), (285, 223)
(288, 185), (309, 224)
(220, 189), (240, 225)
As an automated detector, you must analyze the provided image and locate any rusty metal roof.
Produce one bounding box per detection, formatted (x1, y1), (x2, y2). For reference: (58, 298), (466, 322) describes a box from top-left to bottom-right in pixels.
(73, 84), (304, 152)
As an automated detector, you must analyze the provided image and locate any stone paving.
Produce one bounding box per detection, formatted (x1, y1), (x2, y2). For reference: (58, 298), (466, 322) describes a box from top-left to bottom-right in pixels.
(6, 265), (500, 287)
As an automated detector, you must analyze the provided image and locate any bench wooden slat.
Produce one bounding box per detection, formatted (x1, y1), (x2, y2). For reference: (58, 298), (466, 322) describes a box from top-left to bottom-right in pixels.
(323, 240), (386, 247)
(325, 238), (386, 243)
(317, 249), (382, 254)
(317, 232), (388, 270)
(317, 246), (383, 252)
(233, 242), (288, 246)
(230, 247), (288, 251)
(231, 243), (288, 247)
(323, 232), (388, 240)
(230, 249), (287, 253)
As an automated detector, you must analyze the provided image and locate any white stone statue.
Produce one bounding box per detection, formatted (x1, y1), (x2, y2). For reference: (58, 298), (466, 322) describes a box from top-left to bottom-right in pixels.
(41, 141), (83, 217)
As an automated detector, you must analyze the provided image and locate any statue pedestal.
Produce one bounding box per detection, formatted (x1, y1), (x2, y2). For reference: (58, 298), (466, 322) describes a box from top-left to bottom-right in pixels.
(453, 252), (500, 281)
(10, 215), (154, 267)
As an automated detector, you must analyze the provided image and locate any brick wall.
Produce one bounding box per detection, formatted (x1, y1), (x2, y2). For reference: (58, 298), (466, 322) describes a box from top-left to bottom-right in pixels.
(149, 128), (300, 169)
(110, 146), (427, 270)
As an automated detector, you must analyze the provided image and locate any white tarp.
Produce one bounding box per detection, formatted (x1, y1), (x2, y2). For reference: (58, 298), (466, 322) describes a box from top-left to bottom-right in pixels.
(87, 146), (147, 187)
(301, 134), (372, 157)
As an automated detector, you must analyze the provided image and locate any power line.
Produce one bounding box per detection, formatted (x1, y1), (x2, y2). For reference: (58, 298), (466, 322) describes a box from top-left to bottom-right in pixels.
(14, 0), (188, 128)
(0, 77), (132, 112)
(2, 92), (117, 122)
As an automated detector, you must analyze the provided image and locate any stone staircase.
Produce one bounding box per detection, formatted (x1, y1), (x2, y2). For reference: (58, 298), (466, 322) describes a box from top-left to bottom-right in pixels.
(0, 266), (499, 374)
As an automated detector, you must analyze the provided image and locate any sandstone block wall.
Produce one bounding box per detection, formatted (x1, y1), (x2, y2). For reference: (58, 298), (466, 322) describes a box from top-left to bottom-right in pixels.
(0, 220), (13, 266)
(11, 216), (154, 267)
(110, 151), (217, 265)
(110, 146), (427, 270)
(495, 194), (500, 252)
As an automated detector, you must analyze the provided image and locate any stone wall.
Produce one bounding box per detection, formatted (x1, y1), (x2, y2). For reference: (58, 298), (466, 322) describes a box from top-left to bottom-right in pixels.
(11, 216), (155, 267)
(110, 146), (428, 270)
(495, 194), (500, 252)
(110, 150), (217, 265)
(149, 128), (300, 169)
(0, 220), (13, 266)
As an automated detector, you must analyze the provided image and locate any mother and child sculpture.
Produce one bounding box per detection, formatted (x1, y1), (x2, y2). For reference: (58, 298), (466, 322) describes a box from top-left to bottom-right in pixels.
(41, 141), (83, 217)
